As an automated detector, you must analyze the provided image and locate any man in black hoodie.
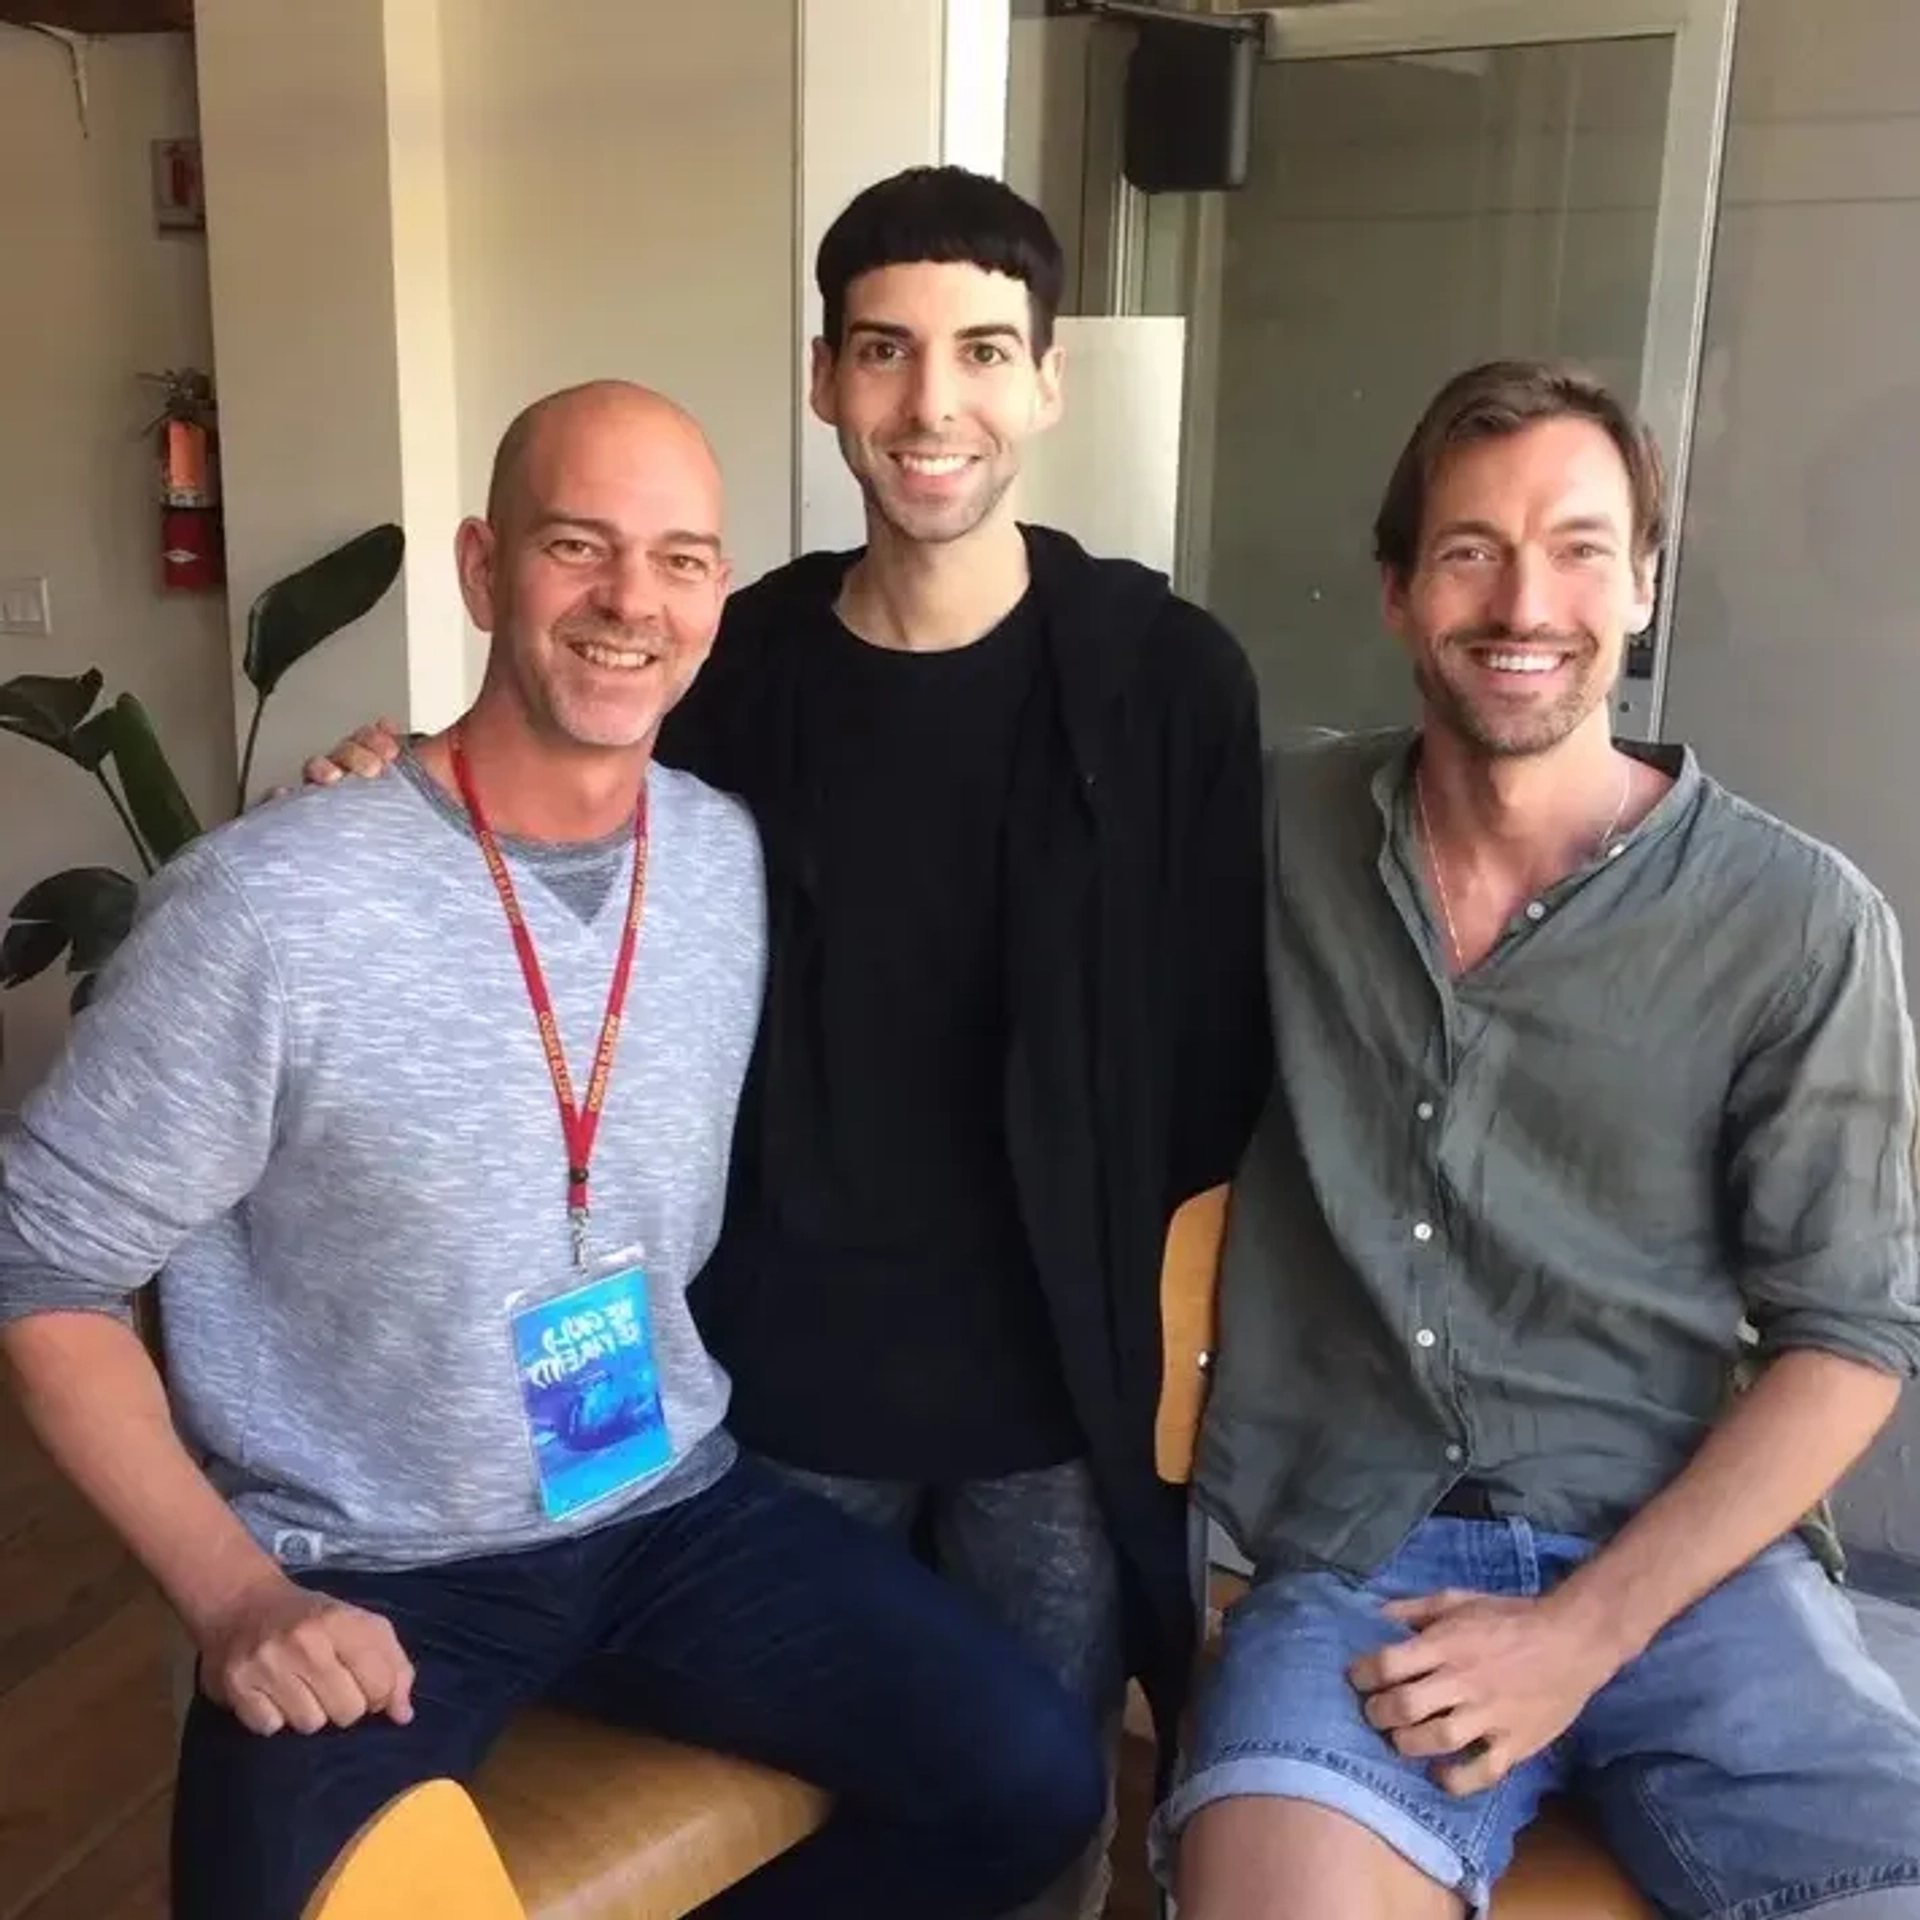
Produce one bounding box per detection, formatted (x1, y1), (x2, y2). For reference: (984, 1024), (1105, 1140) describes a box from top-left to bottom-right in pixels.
(307, 167), (1269, 1917)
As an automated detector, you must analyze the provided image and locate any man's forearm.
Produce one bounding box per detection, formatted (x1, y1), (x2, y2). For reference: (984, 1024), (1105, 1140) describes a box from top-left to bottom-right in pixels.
(2, 1310), (285, 1637)
(1548, 1347), (1901, 1668)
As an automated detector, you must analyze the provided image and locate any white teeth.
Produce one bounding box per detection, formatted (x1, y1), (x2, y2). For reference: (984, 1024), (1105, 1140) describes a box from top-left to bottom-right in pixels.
(1483, 652), (1561, 674)
(897, 453), (970, 476)
(574, 642), (655, 671)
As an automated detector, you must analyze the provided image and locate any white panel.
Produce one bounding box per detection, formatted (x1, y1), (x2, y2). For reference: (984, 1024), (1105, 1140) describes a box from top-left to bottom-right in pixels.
(796, 0), (1011, 555)
(943, 0), (1011, 179)
(1016, 316), (1187, 578)
(382, 0), (469, 729)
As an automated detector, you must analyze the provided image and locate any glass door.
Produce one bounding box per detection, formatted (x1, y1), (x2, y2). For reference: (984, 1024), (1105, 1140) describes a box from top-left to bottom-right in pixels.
(1155, 0), (1738, 742)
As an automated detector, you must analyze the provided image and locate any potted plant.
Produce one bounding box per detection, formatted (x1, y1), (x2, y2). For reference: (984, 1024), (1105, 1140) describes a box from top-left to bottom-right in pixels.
(0, 524), (406, 1048)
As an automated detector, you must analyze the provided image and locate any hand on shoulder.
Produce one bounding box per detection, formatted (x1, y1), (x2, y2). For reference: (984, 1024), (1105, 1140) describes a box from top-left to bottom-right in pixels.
(302, 717), (405, 790)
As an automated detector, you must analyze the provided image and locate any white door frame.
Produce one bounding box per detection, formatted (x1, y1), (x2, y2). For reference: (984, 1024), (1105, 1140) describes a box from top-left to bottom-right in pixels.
(1167, 0), (1739, 739)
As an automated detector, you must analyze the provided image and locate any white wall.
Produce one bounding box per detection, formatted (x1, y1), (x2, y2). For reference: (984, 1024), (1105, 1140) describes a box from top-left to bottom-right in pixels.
(10, 1), (1007, 1108)
(1660, 0), (1920, 1564)
(195, 0), (801, 790)
(196, 0), (464, 799)
(0, 29), (228, 1109)
(385, 0), (468, 730)
(442, 0), (797, 594)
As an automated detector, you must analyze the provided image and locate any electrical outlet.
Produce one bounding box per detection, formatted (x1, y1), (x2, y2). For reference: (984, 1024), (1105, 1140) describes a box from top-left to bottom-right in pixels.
(0, 577), (51, 636)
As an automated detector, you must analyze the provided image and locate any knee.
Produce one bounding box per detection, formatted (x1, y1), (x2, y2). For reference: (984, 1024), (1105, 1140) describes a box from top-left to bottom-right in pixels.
(964, 1683), (1109, 1894)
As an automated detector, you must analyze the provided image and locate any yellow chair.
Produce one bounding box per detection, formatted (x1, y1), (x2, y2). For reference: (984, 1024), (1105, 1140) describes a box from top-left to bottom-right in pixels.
(473, 1712), (827, 1920)
(468, 1183), (1646, 1919)
(302, 1779), (527, 1920)
(1156, 1185), (1651, 1920)
(272, 1184), (1656, 1920)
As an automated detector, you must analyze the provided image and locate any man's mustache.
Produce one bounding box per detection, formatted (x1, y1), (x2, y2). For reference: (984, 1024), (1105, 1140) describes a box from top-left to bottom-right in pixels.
(554, 612), (668, 648)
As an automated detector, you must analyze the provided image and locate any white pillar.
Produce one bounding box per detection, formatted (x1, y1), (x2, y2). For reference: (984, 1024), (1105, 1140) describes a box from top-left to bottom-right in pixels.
(196, 0), (470, 797)
(795, 0), (1011, 554)
(383, 0), (470, 733)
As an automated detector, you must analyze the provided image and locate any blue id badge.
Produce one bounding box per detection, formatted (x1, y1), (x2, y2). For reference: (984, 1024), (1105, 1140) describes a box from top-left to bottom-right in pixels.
(509, 1250), (673, 1521)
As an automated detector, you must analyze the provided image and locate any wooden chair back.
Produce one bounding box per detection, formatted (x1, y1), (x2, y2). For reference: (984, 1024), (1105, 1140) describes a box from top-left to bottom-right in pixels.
(1154, 1185), (1232, 1485)
(301, 1778), (528, 1920)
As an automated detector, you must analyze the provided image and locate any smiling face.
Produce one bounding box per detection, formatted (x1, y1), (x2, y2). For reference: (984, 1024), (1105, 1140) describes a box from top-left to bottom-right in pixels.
(809, 260), (1062, 548)
(457, 388), (731, 753)
(1385, 416), (1658, 759)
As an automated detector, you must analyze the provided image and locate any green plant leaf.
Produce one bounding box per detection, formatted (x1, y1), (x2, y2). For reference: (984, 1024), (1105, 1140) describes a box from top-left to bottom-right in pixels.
(69, 708), (119, 772)
(2, 867), (137, 989)
(0, 669), (105, 761)
(0, 917), (65, 988)
(243, 523), (406, 699)
(105, 694), (202, 864)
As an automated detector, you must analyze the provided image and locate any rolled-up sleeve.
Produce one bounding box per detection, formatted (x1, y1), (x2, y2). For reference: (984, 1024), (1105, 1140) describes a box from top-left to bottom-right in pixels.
(0, 841), (287, 1329)
(1726, 884), (1920, 1375)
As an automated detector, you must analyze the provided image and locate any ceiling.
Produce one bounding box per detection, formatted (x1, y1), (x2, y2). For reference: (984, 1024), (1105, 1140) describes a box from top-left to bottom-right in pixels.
(0, 0), (190, 30)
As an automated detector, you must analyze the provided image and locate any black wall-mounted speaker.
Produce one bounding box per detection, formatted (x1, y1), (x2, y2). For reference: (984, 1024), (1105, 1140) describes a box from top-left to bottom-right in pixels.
(1122, 18), (1257, 194)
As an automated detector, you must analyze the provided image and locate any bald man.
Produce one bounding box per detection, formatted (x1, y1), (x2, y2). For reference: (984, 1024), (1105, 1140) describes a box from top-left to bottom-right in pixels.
(0, 382), (1106, 1920)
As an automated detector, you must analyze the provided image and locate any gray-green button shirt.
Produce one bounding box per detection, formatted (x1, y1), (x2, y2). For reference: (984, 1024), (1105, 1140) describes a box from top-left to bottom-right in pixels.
(1199, 728), (1920, 1577)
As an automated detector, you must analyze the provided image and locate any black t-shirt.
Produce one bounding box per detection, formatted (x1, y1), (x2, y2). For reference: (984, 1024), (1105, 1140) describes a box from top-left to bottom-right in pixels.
(722, 589), (1081, 1479)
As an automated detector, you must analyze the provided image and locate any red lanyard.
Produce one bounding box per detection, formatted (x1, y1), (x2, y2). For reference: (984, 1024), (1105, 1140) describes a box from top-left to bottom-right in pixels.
(449, 728), (649, 1267)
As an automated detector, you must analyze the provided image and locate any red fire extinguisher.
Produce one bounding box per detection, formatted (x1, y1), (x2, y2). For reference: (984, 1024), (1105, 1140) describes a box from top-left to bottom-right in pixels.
(145, 368), (226, 592)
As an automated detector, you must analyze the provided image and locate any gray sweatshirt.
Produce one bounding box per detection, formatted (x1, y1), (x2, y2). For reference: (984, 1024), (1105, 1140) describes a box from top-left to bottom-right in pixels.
(0, 750), (765, 1573)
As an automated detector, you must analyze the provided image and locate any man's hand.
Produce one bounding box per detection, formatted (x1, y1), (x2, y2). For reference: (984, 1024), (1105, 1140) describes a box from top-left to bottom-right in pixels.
(195, 1568), (416, 1737)
(303, 718), (404, 788)
(1348, 1588), (1622, 1797)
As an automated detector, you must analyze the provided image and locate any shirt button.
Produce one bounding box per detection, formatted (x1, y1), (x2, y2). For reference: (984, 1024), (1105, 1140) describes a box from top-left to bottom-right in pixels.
(1444, 1443), (1465, 1464)
(1412, 1221), (1434, 1243)
(1415, 1100), (1435, 1121)
(1524, 900), (1546, 922)
(1607, 842), (1625, 860)
(1415, 1327), (1438, 1348)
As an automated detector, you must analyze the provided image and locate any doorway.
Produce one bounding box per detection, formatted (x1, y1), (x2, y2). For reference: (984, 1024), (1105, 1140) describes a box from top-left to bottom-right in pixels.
(1103, 0), (1739, 742)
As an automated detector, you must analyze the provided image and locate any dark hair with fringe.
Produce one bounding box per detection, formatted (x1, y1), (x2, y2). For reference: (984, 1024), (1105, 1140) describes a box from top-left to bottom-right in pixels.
(1373, 360), (1668, 583)
(815, 165), (1066, 356)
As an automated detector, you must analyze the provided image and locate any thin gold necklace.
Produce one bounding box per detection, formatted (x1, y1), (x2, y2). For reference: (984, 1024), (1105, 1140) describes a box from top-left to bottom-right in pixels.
(1416, 759), (1632, 972)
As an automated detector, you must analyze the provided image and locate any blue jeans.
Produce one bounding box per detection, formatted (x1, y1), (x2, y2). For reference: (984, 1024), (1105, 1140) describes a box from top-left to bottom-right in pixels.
(1155, 1518), (1920, 1919)
(171, 1455), (1106, 1920)
(766, 1457), (1127, 1920)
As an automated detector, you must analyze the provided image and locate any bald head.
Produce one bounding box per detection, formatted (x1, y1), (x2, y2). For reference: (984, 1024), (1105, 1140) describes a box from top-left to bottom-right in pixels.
(485, 380), (720, 530)
(456, 379), (733, 759)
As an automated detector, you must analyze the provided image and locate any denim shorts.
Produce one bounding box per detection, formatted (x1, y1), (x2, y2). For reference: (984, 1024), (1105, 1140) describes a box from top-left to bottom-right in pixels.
(1152, 1517), (1920, 1919)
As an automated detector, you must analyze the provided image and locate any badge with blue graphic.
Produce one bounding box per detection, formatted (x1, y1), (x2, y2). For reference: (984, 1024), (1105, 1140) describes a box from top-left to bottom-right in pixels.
(511, 1261), (671, 1520)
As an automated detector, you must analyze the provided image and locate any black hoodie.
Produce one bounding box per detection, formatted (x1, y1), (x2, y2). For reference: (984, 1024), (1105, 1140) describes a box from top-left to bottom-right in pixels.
(658, 525), (1273, 1759)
